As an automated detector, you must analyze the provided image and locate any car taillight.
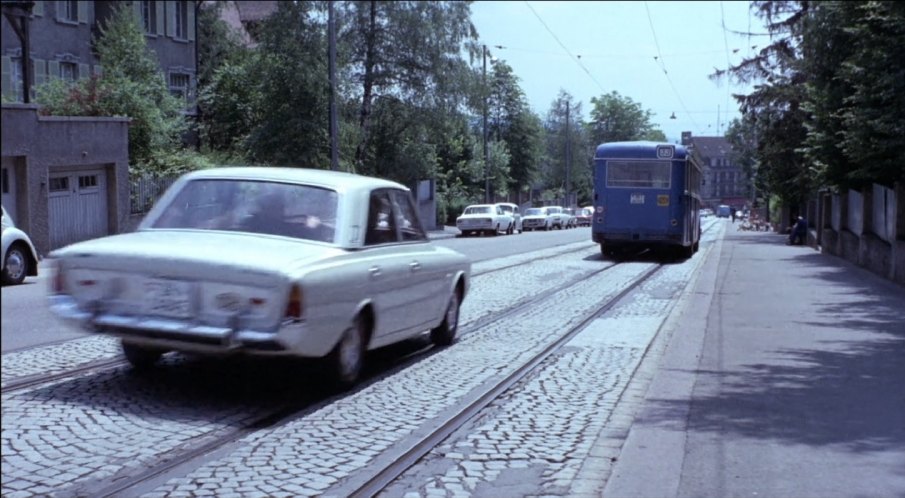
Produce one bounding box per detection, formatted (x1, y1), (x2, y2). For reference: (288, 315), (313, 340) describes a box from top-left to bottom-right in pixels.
(285, 285), (303, 320)
(51, 261), (65, 294)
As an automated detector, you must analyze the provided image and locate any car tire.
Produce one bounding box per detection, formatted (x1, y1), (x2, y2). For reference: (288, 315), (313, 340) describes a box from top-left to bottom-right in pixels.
(1, 244), (29, 285)
(506, 224), (513, 235)
(431, 289), (461, 347)
(121, 340), (164, 370)
(328, 315), (366, 388)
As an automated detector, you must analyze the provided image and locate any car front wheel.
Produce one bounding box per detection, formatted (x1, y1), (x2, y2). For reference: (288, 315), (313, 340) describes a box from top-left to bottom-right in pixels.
(1, 244), (28, 285)
(431, 290), (461, 347)
(329, 316), (366, 388)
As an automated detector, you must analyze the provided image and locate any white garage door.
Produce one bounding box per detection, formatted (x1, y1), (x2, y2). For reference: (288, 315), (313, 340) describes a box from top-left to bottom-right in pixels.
(49, 169), (109, 249)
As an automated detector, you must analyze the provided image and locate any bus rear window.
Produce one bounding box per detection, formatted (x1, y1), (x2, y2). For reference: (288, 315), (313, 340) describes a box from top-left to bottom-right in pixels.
(606, 160), (671, 189)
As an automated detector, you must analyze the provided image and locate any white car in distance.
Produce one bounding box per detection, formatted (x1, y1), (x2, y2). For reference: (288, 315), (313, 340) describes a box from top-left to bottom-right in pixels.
(521, 207), (552, 231)
(456, 204), (515, 236)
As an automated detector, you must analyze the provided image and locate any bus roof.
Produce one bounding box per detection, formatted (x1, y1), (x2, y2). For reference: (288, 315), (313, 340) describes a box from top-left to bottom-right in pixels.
(594, 141), (692, 160)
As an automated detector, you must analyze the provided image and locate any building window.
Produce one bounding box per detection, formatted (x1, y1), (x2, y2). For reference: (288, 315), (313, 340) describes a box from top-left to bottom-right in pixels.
(60, 62), (78, 82)
(141, 1), (157, 34)
(60, 0), (78, 22)
(78, 175), (98, 189)
(169, 73), (190, 102)
(1, 168), (9, 194)
(10, 57), (24, 102)
(174, 1), (188, 39)
(49, 177), (69, 192)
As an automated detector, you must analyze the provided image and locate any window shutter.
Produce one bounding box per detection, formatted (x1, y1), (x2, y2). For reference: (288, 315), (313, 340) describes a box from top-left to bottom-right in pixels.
(34, 1), (44, 16)
(48, 60), (60, 80)
(33, 59), (47, 87)
(56, 0), (63, 21)
(77, 1), (88, 23)
(166, 1), (175, 37)
(78, 63), (89, 80)
(155, 1), (164, 35)
(187, 2), (195, 41)
(1, 57), (12, 100)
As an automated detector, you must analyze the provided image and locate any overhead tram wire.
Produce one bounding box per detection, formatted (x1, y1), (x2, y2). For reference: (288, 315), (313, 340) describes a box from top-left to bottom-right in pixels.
(720, 1), (733, 134)
(523, 1), (607, 95)
(643, 1), (701, 133)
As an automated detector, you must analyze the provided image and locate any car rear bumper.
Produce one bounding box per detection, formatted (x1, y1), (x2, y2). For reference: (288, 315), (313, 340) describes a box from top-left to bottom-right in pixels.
(48, 294), (301, 354)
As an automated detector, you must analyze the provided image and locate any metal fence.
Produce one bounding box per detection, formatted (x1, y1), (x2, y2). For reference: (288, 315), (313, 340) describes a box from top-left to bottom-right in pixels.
(130, 174), (179, 214)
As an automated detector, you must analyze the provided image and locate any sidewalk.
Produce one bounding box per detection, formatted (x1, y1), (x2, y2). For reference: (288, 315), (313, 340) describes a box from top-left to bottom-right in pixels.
(604, 228), (905, 498)
(427, 225), (459, 240)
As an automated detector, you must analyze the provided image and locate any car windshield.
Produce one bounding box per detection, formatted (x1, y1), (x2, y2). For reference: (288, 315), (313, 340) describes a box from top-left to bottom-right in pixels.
(464, 206), (492, 215)
(150, 179), (338, 243)
(525, 208), (545, 216)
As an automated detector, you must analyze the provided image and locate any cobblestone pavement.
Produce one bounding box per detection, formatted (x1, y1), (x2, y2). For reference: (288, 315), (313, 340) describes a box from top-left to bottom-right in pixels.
(0, 242), (606, 498)
(136, 261), (655, 497)
(377, 228), (719, 498)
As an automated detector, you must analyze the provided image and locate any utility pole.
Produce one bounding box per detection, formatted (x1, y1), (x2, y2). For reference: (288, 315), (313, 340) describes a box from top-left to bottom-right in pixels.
(328, 0), (339, 170)
(565, 102), (571, 207)
(482, 44), (490, 204)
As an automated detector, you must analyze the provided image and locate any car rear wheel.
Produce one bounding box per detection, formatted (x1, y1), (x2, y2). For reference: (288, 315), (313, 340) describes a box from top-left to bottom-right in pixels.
(430, 290), (461, 347)
(121, 341), (164, 370)
(1, 244), (28, 285)
(329, 316), (366, 388)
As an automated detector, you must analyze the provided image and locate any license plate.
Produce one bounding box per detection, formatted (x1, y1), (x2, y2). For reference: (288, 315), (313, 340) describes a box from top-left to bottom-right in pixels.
(145, 279), (193, 318)
(631, 194), (645, 204)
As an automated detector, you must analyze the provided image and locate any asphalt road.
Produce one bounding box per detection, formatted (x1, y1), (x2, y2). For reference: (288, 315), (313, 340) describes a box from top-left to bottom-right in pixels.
(0, 227), (592, 353)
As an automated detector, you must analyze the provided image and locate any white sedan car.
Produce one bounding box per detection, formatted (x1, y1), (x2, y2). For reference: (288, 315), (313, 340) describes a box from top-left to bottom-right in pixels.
(521, 207), (552, 231)
(47, 168), (470, 386)
(456, 204), (515, 236)
(2, 205), (39, 285)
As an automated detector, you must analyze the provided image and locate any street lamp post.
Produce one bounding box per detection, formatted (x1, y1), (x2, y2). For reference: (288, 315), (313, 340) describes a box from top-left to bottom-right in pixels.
(483, 44), (490, 204)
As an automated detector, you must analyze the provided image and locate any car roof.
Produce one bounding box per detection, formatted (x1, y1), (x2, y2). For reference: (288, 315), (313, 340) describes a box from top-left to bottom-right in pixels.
(183, 167), (408, 194)
(465, 204), (494, 209)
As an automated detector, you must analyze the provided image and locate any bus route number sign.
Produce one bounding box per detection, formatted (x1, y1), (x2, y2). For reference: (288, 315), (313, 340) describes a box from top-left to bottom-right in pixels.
(657, 145), (675, 159)
(631, 193), (645, 204)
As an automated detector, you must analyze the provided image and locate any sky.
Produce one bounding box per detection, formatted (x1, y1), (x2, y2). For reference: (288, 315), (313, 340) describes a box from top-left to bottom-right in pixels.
(468, 1), (765, 144)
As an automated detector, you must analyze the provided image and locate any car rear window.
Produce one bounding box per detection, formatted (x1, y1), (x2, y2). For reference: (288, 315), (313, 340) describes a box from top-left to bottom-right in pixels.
(151, 179), (338, 243)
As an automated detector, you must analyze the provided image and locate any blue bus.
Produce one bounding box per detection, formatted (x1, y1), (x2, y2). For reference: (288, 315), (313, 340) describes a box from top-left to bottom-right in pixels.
(592, 141), (703, 260)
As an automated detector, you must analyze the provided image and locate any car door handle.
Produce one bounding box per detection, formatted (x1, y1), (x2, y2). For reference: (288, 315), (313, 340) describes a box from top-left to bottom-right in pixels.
(369, 266), (381, 277)
(409, 261), (421, 272)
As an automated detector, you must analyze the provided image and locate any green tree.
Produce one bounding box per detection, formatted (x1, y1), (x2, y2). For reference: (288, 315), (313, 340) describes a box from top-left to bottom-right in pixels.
(37, 3), (187, 173)
(712, 1), (813, 208)
(802, 1), (905, 189)
(196, 2), (253, 153)
(338, 0), (478, 178)
(588, 91), (665, 145)
(488, 61), (544, 202)
(543, 90), (590, 205)
(244, 1), (329, 166)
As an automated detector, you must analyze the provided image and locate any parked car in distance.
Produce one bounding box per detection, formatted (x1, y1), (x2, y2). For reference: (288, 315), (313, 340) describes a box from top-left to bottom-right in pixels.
(562, 208), (580, 228)
(46, 167), (471, 387)
(546, 206), (569, 229)
(522, 207), (552, 231)
(456, 204), (515, 236)
(573, 207), (593, 227)
(1, 205), (39, 285)
(496, 202), (523, 234)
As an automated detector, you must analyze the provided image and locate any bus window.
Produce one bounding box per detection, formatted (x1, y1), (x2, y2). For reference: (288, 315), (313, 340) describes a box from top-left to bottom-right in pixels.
(606, 160), (671, 189)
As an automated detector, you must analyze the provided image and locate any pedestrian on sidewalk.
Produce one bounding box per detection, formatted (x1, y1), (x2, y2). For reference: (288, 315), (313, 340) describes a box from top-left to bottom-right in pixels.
(789, 216), (808, 245)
